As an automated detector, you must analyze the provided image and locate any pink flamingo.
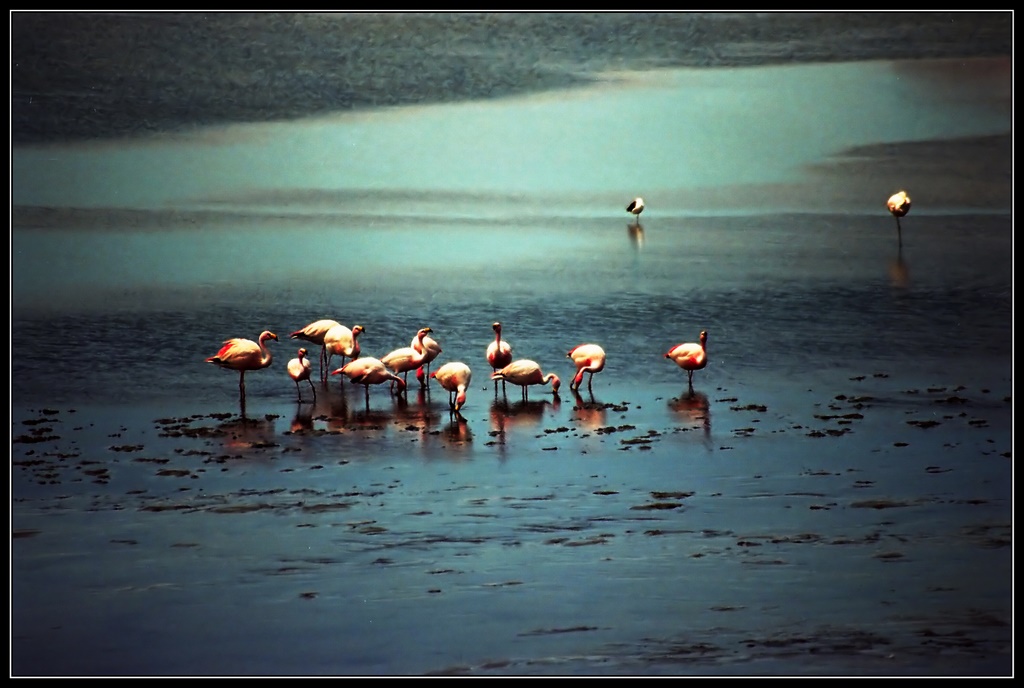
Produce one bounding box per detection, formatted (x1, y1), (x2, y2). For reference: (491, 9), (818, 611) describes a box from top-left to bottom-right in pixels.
(287, 347), (316, 403)
(206, 330), (278, 402)
(290, 319), (340, 382)
(886, 190), (911, 247)
(567, 343), (606, 393)
(486, 322), (513, 393)
(665, 330), (708, 390)
(412, 328), (443, 388)
(491, 359), (560, 400)
(331, 356), (406, 407)
(381, 327), (433, 391)
(324, 324), (365, 379)
(431, 361), (473, 412)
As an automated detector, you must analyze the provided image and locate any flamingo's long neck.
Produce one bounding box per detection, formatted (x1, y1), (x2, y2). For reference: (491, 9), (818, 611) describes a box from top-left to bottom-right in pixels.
(259, 335), (274, 368)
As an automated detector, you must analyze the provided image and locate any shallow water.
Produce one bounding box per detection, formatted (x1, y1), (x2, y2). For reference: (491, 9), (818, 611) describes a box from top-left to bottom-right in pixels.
(10, 33), (1013, 677)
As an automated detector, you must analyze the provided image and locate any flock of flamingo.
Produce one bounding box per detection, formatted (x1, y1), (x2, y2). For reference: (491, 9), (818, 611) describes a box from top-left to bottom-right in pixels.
(206, 192), (910, 414)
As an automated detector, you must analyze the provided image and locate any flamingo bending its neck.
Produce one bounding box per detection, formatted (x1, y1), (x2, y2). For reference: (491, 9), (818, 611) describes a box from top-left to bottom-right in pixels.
(287, 347), (316, 403)
(412, 329), (443, 387)
(206, 330), (278, 401)
(332, 356), (406, 407)
(491, 359), (560, 400)
(626, 197), (645, 223)
(290, 319), (340, 382)
(382, 327), (433, 391)
(567, 343), (605, 393)
(486, 322), (513, 393)
(431, 361), (473, 412)
(665, 330), (708, 390)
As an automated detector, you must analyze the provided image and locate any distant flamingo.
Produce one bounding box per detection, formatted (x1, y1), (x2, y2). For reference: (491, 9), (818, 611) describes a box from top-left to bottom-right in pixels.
(206, 330), (278, 404)
(486, 322), (513, 393)
(332, 356), (405, 407)
(665, 330), (708, 390)
(491, 359), (560, 400)
(287, 347), (316, 403)
(381, 327), (433, 391)
(431, 361), (473, 412)
(324, 324), (365, 379)
(412, 328), (443, 388)
(887, 190), (911, 246)
(567, 343), (606, 393)
(626, 197), (645, 223)
(290, 319), (340, 382)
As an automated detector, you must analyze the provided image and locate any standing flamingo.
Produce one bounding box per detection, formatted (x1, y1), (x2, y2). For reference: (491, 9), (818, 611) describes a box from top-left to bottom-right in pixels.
(626, 197), (645, 223)
(290, 319), (340, 382)
(887, 190), (911, 247)
(567, 343), (606, 393)
(381, 327), (433, 391)
(431, 361), (473, 412)
(665, 330), (708, 391)
(331, 356), (405, 407)
(206, 330), (278, 405)
(486, 322), (513, 393)
(287, 347), (316, 403)
(491, 359), (560, 400)
(323, 324), (365, 380)
(412, 328), (443, 388)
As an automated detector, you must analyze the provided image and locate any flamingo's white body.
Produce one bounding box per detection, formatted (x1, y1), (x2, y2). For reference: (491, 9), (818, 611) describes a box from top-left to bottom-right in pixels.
(382, 327), (433, 389)
(626, 197), (645, 222)
(412, 330), (443, 387)
(290, 319), (340, 382)
(324, 324), (364, 376)
(431, 361), (473, 412)
(486, 322), (513, 392)
(491, 359), (560, 400)
(206, 330), (278, 399)
(287, 347), (316, 402)
(567, 343), (606, 392)
(887, 190), (911, 245)
(332, 356), (406, 405)
(665, 330), (708, 389)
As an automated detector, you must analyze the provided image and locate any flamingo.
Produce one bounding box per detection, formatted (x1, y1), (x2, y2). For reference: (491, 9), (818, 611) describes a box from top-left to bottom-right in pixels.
(412, 328), (443, 388)
(323, 324), (365, 379)
(431, 361), (473, 412)
(887, 190), (911, 246)
(331, 356), (405, 407)
(381, 327), (433, 391)
(567, 343), (606, 393)
(290, 319), (340, 382)
(206, 330), (278, 403)
(486, 322), (513, 393)
(626, 197), (645, 223)
(491, 359), (560, 400)
(665, 330), (708, 390)
(287, 347), (316, 403)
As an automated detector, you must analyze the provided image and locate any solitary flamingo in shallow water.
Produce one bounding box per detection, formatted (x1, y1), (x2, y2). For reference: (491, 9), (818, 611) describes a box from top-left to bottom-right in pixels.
(290, 319), (340, 382)
(491, 359), (561, 400)
(332, 356), (405, 407)
(206, 330), (278, 404)
(486, 322), (513, 393)
(567, 343), (605, 392)
(626, 197), (645, 223)
(324, 324), (364, 379)
(431, 361), (473, 412)
(287, 347), (316, 403)
(665, 330), (708, 390)
(887, 190), (911, 246)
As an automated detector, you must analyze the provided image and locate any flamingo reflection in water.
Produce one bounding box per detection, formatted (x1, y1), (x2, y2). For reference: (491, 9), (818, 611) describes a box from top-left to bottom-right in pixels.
(668, 389), (712, 448)
(570, 389), (607, 434)
(489, 395), (561, 438)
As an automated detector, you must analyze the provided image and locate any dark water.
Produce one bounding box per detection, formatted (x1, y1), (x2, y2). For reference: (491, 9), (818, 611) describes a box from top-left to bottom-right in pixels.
(10, 12), (1013, 678)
